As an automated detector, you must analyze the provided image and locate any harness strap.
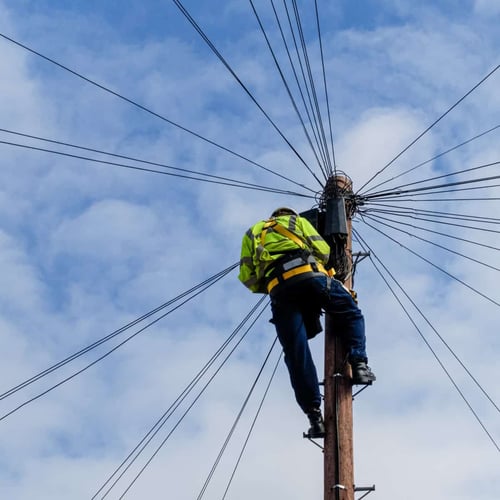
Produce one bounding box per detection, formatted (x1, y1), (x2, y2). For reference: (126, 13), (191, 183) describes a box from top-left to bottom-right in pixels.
(266, 259), (329, 294)
(260, 219), (306, 250)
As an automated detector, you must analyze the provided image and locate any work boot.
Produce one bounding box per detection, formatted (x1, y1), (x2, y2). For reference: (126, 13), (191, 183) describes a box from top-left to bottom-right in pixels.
(351, 360), (376, 385)
(306, 408), (325, 438)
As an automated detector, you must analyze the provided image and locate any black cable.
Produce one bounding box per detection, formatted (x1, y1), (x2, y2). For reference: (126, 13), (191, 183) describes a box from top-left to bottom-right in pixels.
(269, 0), (329, 173)
(365, 124), (500, 194)
(360, 203), (500, 224)
(366, 160), (500, 196)
(361, 210), (500, 235)
(196, 336), (279, 500)
(361, 214), (500, 272)
(290, 0), (333, 174)
(281, 0), (331, 173)
(364, 196), (500, 203)
(362, 206), (500, 225)
(353, 229), (500, 453)
(0, 264), (236, 423)
(0, 33), (314, 192)
(0, 264), (238, 402)
(0, 127), (316, 195)
(115, 303), (271, 500)
(355, 212), (500, 252)
(362, 174), (500, 200)
(171, 0), (323, 187)
(249, 0), (328, 180)
(221, 350), (282, 500)
(0, 139), (314, 198)
(359, 217), (500, 307)
(360, 183), (500, 200)
(357, 62), (500, 193)
(314, 0), (337, 175)
(92, 296), (267, 500)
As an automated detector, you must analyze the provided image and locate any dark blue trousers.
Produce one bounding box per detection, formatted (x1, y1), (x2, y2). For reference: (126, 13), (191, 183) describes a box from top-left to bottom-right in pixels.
(270, 275), (367, 413)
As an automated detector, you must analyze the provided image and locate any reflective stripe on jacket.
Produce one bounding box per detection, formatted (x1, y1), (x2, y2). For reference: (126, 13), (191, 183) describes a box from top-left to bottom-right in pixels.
(238, 214), (331, 293)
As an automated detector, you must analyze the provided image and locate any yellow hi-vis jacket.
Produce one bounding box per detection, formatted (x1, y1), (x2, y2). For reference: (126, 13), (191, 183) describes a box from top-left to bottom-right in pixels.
(238, 214), (331, 293)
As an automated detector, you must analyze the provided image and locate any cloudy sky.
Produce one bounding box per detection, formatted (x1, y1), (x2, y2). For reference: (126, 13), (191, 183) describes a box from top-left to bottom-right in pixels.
(0, 1), (499, 499)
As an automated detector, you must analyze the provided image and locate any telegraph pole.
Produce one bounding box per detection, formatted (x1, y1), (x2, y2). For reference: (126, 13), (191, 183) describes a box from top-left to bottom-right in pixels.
(323, 175), (354, 500)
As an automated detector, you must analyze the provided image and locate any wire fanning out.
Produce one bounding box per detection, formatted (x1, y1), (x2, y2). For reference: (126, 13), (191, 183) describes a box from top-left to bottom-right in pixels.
(0, 32), (314, 194)
(357, 62), (500, 193)
(196, 336), (279, 500)
(0, 263), (239, 422)
(172, 0), (324, 187)
(353, 229), (500, 453)
(1, 1), (499, 497)
(99, 300), (270, 499)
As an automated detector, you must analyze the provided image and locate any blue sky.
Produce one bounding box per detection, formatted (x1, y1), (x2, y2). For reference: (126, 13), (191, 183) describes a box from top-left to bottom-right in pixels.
(0, 1), (499, 499)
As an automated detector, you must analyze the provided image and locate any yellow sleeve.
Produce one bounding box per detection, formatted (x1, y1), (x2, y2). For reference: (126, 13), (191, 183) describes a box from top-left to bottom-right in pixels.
(238, 227), (266, 293)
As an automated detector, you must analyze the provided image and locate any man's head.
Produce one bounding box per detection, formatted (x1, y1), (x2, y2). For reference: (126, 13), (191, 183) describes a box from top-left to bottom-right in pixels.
(271, 207), (298, 217)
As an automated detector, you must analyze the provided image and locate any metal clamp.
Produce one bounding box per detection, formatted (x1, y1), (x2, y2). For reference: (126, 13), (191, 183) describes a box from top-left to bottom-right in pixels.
(332, 484), (346, 490)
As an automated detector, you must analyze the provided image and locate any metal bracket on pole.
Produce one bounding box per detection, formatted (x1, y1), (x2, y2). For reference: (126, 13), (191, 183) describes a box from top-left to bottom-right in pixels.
(354, 485), (375, 500)
(302, 433), (325, 451)
(352, 384), (371, 400)
(352, 251), (370, 264)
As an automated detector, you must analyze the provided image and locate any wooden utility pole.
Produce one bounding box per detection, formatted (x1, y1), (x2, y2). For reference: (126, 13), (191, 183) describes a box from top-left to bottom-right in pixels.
(323, 175), (354, 500)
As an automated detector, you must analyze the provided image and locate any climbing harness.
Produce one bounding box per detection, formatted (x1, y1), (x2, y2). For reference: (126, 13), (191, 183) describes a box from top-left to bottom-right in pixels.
(260, 218), (331, 294)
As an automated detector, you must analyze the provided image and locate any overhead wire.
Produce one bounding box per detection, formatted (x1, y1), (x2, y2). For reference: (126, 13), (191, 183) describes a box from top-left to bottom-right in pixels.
(359, 217), (500, 307)
(0, 139), (314, 198)
(362, 210), (500, 235)
(92, 296), (268, 500)
(355, 212), (500, 252)
(281, 0), (332, 173)
(248, 0), (328, 180)
(361, 207), (500, 227)
(171, 0), (324, 187)
(361, 173), (500, 201)
(0, 263), (239, 402)
(360, 183), (500, 201)
(114, 303), (271, 500)
(0, 127), (316, 194)
(0, 263), (237, 423)
(221, 351), (283, 500)
(196, 336), (279, 500)
(360, 202), (500, 224)
(360, 213), (500, 272)
(353, 229), (500, 453)
(364, 196), (500, 203)
(365, 160), (500, 196)
(0, 32), (314, 193)
(314, 0), (337, 175)
(269, 0), (329, 172)
(365, 123), (500, 194)
(357, 62), (500, 194)
(290, 0), (333, 174)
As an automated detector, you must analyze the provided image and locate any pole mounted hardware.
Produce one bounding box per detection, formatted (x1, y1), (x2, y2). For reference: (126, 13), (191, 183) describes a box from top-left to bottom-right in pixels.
(354, 485), (375, 500)
(324, 196), (348, 237)
(332, 484), (347, 490)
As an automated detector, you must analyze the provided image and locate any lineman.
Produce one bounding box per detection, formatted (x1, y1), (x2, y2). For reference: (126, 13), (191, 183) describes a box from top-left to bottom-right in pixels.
(238, 207), (375, 438)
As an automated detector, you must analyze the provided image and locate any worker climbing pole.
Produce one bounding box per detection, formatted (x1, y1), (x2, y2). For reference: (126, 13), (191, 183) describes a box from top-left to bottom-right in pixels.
(238, 174), (375, 500)
(320, 175), (375, 500)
